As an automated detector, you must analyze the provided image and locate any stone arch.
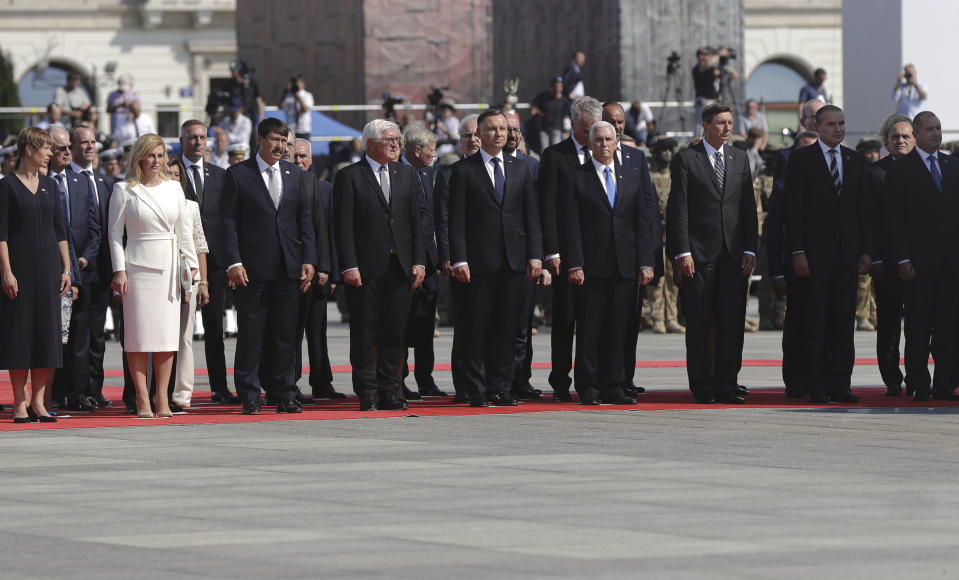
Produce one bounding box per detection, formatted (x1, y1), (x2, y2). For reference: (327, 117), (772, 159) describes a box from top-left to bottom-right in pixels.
(17, 57), (96, 107)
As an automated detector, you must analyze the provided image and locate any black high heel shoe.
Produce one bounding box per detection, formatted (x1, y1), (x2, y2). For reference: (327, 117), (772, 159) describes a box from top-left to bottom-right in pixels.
(13, 416), (33, 423)
(37, 415), (57, 423)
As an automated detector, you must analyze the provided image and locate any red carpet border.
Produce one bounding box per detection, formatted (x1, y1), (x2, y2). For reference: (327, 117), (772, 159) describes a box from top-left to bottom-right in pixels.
(0, 385), (956, 432)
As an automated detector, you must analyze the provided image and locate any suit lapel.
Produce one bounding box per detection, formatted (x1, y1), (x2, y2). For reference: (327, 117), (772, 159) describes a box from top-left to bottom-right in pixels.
(278, 162), (295, 210)
(243, 158), (276, 209)
(470, 154), (500, 205)
(503, 155), (519, 204)
(360, 157), (390, 209)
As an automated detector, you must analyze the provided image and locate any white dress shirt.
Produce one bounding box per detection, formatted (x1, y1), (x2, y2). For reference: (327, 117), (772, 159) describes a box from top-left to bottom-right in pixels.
(182, 156), (204, 194)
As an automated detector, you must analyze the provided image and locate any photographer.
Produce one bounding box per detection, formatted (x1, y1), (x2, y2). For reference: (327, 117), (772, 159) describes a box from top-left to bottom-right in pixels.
(433, 101), (460, 156)
(692, 48), (738, 133)
(224, 60), (264, 147)
(892, 63), (928, 119)
(280, 74), (315, 140)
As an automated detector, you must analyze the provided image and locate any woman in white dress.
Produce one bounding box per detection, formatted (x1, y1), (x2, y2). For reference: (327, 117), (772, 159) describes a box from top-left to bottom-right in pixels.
(108, 134), (197, 418)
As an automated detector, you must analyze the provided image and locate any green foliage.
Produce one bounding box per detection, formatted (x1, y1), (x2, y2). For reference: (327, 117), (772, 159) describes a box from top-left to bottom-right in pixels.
(0, 45), (22, 136)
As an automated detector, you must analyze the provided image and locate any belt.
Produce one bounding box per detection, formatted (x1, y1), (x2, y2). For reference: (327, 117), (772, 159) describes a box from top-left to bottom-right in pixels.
(130, 231), (178, 301)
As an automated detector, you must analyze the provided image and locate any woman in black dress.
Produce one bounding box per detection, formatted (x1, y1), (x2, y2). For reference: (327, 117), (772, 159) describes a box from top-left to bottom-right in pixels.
(0, 127), (72, 423)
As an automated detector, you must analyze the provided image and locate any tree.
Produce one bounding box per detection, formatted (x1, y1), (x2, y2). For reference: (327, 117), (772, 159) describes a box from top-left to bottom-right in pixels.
(0, 45), (22, 136)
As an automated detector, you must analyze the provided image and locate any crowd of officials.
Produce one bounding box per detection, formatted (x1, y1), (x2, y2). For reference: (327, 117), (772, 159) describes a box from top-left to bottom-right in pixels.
(1, 59), (954, 422)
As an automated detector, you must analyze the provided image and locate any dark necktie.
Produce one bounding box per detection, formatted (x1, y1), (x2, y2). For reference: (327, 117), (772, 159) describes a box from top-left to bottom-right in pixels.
(82, 170), (99, 209)
(829, 149), (842, 196)
(190, 164), (204, 204)
(714, 149), (725, 191)
(491, 157), (505, 201)
(930, 154), (942, 192)
(56, 174), (71, 231)
(581, 146), (591, 165)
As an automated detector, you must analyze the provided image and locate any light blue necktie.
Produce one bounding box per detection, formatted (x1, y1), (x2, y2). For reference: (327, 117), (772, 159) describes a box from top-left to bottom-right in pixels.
(604, 166), (616, 208)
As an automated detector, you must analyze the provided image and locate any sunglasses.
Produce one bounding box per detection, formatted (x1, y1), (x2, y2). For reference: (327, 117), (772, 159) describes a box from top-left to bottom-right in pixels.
(54, 145), (70, 153)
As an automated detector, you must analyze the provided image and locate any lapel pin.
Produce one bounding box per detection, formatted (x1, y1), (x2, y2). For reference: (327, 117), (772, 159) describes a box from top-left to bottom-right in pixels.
(284, 170), (290, 174)
(72, 178), (78, 182)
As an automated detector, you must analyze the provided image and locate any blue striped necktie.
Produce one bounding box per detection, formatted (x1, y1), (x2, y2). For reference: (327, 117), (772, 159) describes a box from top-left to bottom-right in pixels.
(829, 149), (842, 196)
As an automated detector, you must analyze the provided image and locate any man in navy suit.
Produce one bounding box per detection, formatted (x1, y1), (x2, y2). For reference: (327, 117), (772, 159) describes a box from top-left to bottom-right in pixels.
(785, 105), (871, 404)
(399, 126), (446, 399)
(449, 109), (543, 407)
(603, 101), (662, 396)
(884, 111), (959, 401)
(70, 124), (119, 409)
(179, 119), (240, 404)
(560, 121), (654, 404)
(333, 119), (426, 411)
(221, 118), (317, 414)
(291, 139), (343, 401)
(49, 126), (100, 410)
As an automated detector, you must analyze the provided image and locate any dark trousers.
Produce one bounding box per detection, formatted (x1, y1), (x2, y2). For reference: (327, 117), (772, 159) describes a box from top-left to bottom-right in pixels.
(782, 272), (806, 394)
(200, 267), (230, 395)
(344, 256), (412, 397)
(403, 271), (438, 390)
(87, 277), (113, 397)
(574, 274), (635, 398)
(53, 287), (92, 403)
(304, 283), (334, 394)
(679, 255), (747, 399)
(448, 277), (468, 395)
(459, 268), (525, 400)
(549, 272), (576, 392)
(622, 286), (645, 388)
(511, 277), (536, 389)
(233, 278), (300, 404)
(872, 270), (906, 390)
(903, 265), (959, 394)
(798, 263), (858, 398)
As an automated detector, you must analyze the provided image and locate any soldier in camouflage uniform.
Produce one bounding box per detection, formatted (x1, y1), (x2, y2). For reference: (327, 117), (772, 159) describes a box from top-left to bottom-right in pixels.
(645, 138), (684, 334)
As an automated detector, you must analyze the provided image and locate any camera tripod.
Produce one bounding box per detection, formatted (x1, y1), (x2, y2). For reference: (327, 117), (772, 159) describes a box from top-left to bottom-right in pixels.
(660, 64), (687, 134)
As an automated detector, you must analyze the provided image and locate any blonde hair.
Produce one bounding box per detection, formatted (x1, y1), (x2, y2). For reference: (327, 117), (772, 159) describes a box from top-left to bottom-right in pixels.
(17, 126), (53, 158)
(125, 134), (170, 186)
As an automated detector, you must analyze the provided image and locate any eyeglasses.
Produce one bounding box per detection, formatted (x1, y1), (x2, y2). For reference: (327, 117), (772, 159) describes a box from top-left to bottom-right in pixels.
(460, 132), (477, 140)
(376, 137), (401, 145)
(54, 145), (70, 153)
(506, 127), (521, 134)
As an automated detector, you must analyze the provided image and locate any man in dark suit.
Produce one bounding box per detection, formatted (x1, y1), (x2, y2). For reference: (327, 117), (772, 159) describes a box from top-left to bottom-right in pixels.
(865, 115), (913, 396)
(449, 109), (543, 407)
(332, 119), (426, 411)
(290, 139), (342, 401)
(785, 104), (872, 404)
(70, 123), (118, 410)
(603, 101), (662, 397)
(560, 121), (654, 404)
(179, 119), (239, 404)
(666, 103), (758, 404)
(503, 111), (542, 401)
(765, 99), (824, 398)
(49, 126), (100, 411)
(884, 111), (959, 401)
(399, 126), (446, 399)
(222, 118), (317, 414)
(435, 114), (479, 402)
(539, 96), (602, 401)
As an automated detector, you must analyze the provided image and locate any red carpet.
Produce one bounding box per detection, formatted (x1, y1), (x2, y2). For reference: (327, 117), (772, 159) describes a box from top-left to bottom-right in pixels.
(0, 385), (955, 432)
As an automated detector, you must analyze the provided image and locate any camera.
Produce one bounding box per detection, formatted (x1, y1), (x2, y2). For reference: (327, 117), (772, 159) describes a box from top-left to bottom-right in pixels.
(666, 51), (681, 75)
(382, 92), (404, 119)
(718, 47), (737, 68)
(904, 71), (913, 80)
(205, 90), (233, 119)
(426, 87), (447, 108)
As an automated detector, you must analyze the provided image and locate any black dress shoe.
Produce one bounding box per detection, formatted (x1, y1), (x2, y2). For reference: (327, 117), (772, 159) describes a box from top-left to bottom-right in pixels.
(402, 385), (422, 401)
(360, 393), (378, 411)
(623, 384), (645, 397)
(912, 390), (931, 402)
(417, 383), (448, 397)
(294, 392), (315, 405)
(552, 389), (573, 402)
(37, 415), (57, 423)
(715, 394), (746, 404)
(808, 393), (829, 404)
(452, 393), (469, 404)
(241, 401), (261, 415)
(488, 392), (519, 406)
(312, 385), (347, 399)
(932, 391), (959, 401)
(736, 385), (749, 396)
(94, 394), (113, 407)
(379, 394), (408, 411)
(785, 388), (806, 399)
(168, 402), (185, 413)
(580, 393), (600, 405)
(831, 392), (859, 404)
(469, 399), (489, 408)
(67, 397), (96, 412)
(512, 383), (541, 400)
(124, 405), (138, 415)
(694, 395), (716, 404)
(211, 391), (240, 404)
(601, 394), (637, 405)
(276, 400), (302, 413)
(884, 385), (903, 396)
